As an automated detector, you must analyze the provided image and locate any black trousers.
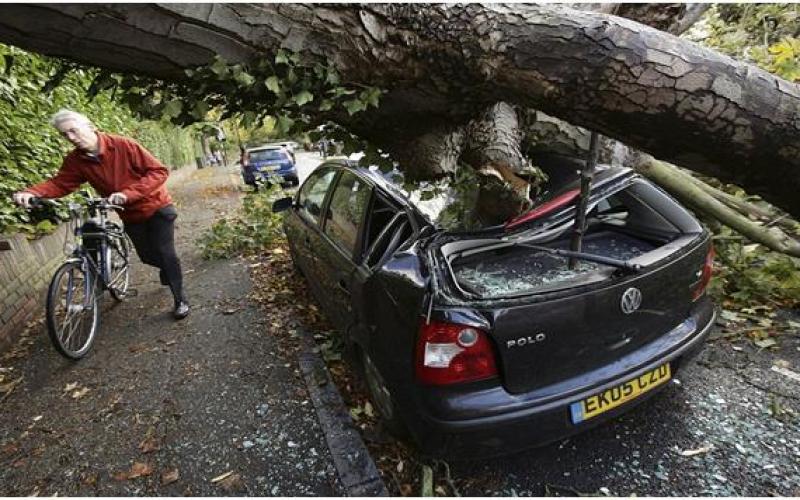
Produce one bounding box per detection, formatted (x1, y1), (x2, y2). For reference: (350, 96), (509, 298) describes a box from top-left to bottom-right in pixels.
(124, 205), (185, 304)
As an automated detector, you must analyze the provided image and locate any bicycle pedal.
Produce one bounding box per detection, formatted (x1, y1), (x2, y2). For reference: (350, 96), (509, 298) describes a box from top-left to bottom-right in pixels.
(126, 288), (139, 297)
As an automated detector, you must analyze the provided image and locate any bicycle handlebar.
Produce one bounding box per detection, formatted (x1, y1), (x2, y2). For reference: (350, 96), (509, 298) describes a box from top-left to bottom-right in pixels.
(29, 196), (124, 212)
(28, 197), (59, 209)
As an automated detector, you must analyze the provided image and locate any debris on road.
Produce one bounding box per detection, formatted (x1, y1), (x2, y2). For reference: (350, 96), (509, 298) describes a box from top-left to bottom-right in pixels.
(160, 467), (179, 486)
(771, 365), (800, 383)
(677, 444), (714, 457)
(114, 462), (153, 481)
(210, 471), (233, 483)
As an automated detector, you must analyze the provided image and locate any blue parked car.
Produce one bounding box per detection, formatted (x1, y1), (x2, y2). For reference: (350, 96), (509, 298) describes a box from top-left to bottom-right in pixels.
(241, 145), (299, 188)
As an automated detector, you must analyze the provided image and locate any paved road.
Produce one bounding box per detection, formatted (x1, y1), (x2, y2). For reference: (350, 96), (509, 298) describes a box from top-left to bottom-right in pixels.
(443, 330), (800, 496)
(0, 164), (344, 495)
(294, 150), (326, 185)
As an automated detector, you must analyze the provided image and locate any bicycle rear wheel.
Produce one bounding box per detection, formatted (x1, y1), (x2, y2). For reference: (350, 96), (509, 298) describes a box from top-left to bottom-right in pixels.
(46, 261), (99, 360)
(108, 233), (132, 301)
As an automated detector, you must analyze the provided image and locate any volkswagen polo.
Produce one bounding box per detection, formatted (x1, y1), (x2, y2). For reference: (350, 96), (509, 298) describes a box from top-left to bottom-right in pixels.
(273, 158), (715, 457)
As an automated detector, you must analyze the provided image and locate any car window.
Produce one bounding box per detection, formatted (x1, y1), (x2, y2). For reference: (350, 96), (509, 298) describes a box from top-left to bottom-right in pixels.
(297, 168), (337, 225)
(361, 193), (412, 268)
(323, 171), (371, 256)
(249, 149), (287, 162)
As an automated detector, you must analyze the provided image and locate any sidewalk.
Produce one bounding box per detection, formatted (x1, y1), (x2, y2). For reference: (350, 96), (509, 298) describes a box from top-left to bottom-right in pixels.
(0, 164), (377, 495)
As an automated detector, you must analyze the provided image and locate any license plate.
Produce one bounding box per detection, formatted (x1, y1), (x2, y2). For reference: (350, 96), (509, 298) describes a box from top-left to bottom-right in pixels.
(264, 164), (280, 172)
(570, 363), (671, 424)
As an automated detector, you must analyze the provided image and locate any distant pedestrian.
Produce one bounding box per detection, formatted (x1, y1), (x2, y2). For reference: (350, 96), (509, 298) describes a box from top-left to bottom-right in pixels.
(12, 108), (190, 319)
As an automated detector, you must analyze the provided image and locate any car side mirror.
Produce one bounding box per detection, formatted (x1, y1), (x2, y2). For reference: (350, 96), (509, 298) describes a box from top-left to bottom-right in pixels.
(272, 197), (293, 213)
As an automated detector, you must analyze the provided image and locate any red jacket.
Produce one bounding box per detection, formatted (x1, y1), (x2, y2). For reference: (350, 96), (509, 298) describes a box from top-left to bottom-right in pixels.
(26, 133), (172, 224)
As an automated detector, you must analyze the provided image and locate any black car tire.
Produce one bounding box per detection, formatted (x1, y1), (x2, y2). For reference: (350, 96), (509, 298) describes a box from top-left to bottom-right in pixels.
(361, 349), (408, 437)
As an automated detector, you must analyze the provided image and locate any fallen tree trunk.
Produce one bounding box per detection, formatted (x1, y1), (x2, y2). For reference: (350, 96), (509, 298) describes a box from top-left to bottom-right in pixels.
(633, 156), (800, 258)
(0, 4), (799, 218)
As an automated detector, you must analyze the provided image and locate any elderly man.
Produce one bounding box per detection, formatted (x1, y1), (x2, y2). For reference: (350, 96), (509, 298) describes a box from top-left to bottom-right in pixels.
(12, 109), (190, 319)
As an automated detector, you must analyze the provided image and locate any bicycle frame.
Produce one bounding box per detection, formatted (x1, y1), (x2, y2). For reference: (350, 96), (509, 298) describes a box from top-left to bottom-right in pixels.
(66, 198), (129, 293)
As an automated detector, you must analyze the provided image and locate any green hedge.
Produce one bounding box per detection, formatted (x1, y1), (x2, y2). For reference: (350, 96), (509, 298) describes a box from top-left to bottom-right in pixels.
(0, 43), (196, 235)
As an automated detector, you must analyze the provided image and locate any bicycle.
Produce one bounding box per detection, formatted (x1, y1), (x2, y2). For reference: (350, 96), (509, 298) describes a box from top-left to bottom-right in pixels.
(30, 196), (133, 359)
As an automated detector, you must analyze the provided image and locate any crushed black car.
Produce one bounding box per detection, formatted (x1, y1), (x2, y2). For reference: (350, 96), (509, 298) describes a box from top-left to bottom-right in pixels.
(273, 158), (716, 457)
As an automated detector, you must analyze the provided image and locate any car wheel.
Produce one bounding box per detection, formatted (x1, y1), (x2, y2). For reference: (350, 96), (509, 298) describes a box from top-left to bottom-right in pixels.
(361, 349), (407, 437)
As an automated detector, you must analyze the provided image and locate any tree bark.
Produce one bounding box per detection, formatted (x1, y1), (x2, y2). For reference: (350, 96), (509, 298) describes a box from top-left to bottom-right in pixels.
(1, 4), (799, 217)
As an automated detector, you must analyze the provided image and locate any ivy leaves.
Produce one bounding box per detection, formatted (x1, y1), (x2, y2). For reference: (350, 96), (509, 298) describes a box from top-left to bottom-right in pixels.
(96, 49), (384, 136)
(0, 43), (197, 235)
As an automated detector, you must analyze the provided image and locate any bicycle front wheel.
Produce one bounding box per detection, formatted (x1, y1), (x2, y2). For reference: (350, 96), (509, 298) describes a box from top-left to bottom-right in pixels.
(46, 261), (99, 360)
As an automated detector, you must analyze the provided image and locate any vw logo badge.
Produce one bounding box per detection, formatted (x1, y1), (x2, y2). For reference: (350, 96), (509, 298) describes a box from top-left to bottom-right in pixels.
(620, 287), (642, 314)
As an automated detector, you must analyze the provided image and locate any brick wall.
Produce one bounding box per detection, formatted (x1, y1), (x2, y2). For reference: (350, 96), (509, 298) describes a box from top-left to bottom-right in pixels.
(0, 225), (70, 350)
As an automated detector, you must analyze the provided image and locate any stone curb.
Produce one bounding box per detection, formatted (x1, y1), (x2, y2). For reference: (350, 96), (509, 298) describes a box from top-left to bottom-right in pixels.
(297, 329), (388, 497)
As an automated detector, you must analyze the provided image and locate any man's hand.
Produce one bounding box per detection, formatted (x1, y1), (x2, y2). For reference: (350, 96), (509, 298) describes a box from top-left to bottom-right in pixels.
(12, 192), (35, 208)
(108, 192), (128, 205)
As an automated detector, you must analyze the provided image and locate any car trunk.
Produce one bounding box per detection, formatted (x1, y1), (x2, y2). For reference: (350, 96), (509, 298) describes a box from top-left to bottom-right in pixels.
(434, 173), (710, 394)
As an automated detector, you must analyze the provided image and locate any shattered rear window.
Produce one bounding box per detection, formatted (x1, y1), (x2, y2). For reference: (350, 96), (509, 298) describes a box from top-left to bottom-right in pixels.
(453, 233), (655, 298)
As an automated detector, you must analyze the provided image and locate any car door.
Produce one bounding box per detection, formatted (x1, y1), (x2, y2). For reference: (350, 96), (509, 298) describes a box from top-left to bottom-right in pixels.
(314, 170), (372, 332)
(285, 166), (338, 292)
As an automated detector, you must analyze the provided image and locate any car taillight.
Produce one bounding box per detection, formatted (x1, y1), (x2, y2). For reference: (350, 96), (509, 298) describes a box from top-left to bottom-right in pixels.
(691, 244), (715, 301)
(415, 321), (498, 385)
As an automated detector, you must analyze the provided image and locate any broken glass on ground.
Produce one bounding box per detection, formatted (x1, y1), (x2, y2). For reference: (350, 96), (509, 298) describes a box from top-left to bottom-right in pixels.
(452, 231), (655, 298)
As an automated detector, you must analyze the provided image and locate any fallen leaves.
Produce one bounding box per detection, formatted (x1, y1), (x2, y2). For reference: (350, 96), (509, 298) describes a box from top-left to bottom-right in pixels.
(161, 467), (180, 486)
(0, 376), (23, 403)
(59, 381), (91, 399)
(754, 338), (778, 349)
(71, 387), (90, 399)
(114, 462), (153, 481)
(1, 442), (19, 456)
(138, 437), (160, 454)
(217, 473), (246, 492)
(81, 472), (99, 487)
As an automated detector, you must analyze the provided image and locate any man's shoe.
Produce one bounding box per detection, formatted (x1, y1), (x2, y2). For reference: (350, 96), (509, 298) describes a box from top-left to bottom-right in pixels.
(173, 301), (190, 320)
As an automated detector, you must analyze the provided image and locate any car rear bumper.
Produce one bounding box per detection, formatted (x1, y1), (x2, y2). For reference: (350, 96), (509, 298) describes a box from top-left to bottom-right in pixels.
(406, 299), (715, 458)
(242, 168), (298, 186)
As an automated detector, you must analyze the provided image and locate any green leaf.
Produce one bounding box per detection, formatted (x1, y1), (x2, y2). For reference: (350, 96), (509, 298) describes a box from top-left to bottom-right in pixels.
(318, 99), (333, 112)
(343, 98), (366, 115)
(265, 76), (281, 94)
(421, 465), (433, 497)
(241, 111), (257, 128)
(285, 68), (298, 85)
(209, 57), (228, 77)
(363, 87), (382, 108)
(325, 69), (340, 86)
(234, 70), (255, 87)
(191, 100), (209, 120)
(275, 50), (288, 65)
(162, 99), (183, 120)
(276, 115), (295, 133)
(293, 90), (314, 106)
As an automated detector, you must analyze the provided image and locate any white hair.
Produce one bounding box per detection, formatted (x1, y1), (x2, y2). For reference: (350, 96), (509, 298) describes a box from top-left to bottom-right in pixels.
(50, 109), (95, 129)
